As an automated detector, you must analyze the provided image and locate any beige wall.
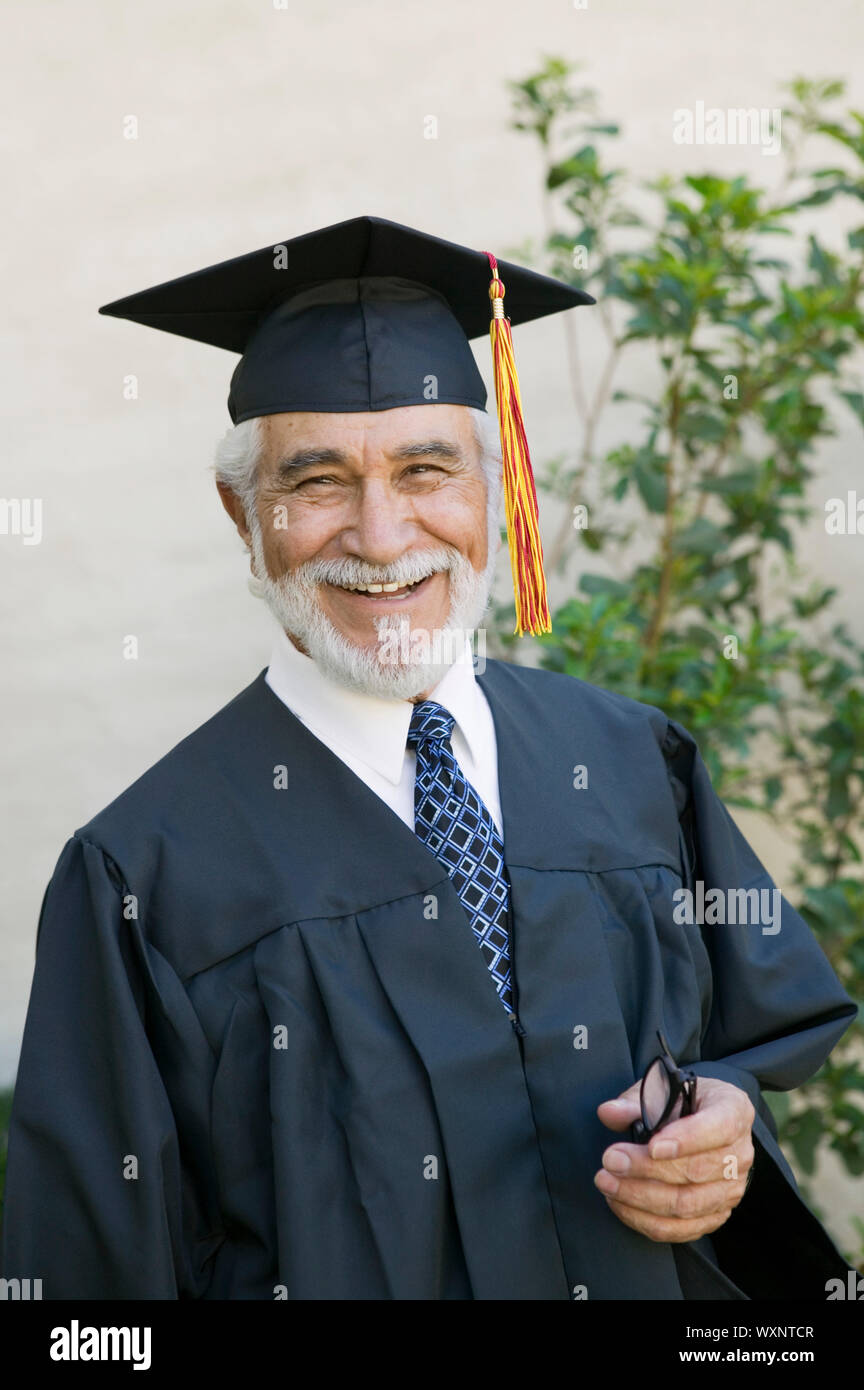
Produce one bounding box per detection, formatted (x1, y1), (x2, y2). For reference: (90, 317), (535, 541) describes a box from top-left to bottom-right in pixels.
(2, 0), (862, 1248)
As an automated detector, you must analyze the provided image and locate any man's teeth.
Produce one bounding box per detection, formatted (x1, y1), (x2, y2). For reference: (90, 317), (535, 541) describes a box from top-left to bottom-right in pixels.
(340, 578), (428, 593)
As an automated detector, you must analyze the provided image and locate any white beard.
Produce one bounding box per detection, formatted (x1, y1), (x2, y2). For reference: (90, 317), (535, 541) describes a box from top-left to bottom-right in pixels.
(246, 513), (497, 700)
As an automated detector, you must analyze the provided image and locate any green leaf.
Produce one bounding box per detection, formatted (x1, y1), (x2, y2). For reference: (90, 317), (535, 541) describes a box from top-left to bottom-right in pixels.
(697, 470), (760, 495)
(633, 457), (668, 513)
(827, 773), (851, 819)
(807, 235), (842, 286)
(690, 568), (737, 601)
(765, 1091), (790, 1129)
(788, 1109), (824, 1176)
(578, 574), (631, 599)
(672, 520), (726, 555)
(679, 412), (728, 444)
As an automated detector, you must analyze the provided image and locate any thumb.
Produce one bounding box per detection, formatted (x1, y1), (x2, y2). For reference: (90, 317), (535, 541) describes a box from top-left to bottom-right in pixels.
(597, 1080), (641, 1132)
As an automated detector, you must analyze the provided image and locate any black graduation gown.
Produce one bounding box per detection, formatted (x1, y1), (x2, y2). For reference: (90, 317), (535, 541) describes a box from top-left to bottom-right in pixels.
(1, 659), (857, 1300)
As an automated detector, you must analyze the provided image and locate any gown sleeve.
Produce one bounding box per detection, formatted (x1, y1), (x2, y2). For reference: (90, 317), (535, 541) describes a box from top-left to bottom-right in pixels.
(1, 835), (221, 1299)
(660, 718), (858, 1295)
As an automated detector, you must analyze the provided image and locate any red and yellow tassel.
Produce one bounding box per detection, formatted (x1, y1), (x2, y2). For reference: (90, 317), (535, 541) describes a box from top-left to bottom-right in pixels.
(483, 252), (551, 637)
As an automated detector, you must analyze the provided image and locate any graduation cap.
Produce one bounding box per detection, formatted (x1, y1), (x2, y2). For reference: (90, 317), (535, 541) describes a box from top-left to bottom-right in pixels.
(99, 215), (594, 635)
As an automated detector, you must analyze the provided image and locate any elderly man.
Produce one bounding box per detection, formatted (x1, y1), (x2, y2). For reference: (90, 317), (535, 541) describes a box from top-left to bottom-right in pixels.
(1, 217), (856, 1301)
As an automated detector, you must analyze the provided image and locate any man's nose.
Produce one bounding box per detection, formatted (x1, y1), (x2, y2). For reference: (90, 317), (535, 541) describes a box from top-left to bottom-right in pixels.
(340, 479), (421, 565)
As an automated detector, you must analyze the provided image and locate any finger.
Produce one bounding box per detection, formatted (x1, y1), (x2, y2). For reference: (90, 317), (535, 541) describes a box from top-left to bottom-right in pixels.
(595, 1168), (749, 1220)
(602, 1195), (735, 1245)
(644, 1091), (754, 1160)
(596, 1099), (640, 1132)
(596, 1081), (642, 1132)
(602, 1137), (755, 1186)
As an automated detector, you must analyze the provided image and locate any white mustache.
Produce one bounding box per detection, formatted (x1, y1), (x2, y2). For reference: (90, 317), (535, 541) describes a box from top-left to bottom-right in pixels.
(290, 547), (461, 591)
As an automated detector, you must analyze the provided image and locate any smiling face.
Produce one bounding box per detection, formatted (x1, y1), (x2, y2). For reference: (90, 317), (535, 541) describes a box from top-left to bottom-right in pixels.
(217, 403), (501, 699)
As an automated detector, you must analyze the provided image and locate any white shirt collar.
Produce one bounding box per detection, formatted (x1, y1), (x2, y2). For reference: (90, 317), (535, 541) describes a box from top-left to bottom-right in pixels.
(265, 627), (487, 785)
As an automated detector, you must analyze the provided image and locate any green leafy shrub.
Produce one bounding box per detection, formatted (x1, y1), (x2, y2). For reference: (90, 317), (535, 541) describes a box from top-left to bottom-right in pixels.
(497, 61), (864, 1261)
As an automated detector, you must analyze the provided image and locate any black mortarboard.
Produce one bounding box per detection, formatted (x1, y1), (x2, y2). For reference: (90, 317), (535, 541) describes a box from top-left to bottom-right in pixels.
(99, 215), (595, 633)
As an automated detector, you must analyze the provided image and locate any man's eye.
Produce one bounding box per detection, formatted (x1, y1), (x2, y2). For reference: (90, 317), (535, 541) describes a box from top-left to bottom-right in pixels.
(291, 465), (445, 489)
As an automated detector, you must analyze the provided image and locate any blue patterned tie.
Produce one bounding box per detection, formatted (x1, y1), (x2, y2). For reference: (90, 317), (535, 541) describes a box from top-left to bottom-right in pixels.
(407, 700), (514, 1015)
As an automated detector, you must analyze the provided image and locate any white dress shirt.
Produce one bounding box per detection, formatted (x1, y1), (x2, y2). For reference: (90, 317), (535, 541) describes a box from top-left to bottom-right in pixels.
(264, 627), (504, 836)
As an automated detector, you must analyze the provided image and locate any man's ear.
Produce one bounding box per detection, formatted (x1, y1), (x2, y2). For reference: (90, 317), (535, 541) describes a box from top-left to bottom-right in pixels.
(216, 481), (252, 549)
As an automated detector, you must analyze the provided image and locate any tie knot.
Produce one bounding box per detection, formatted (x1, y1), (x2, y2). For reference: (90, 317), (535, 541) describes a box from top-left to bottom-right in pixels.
(407, 700), (455, 750)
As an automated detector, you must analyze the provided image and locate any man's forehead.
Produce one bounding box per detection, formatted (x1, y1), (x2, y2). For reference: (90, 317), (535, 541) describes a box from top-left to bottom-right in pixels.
(259, 404), (478, 458)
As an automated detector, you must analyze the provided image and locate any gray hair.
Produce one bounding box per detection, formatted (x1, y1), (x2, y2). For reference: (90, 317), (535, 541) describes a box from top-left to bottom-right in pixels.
(213, 406), (503, 536)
